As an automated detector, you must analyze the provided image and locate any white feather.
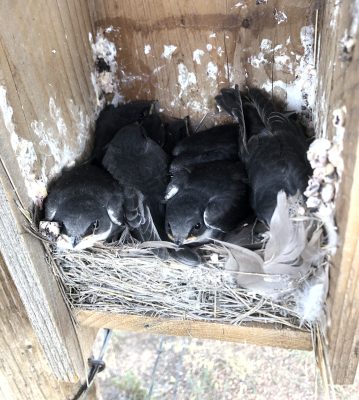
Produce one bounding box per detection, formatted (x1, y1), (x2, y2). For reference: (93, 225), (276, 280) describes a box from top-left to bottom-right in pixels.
(294, 267), (328, 323)
(223, 191), (324, 300)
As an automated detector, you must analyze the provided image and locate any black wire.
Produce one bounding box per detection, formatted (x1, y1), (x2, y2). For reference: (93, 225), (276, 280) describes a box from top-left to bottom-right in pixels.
(71, 329), (112, 400)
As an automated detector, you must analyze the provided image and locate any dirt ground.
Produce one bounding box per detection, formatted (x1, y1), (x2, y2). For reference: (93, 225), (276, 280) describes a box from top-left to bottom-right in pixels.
(92, 330), (359, 400)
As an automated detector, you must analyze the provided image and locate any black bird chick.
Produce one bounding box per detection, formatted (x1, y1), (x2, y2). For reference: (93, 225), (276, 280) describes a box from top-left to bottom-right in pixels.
(216, 86), (312, 225)
(165, 161), (250, 245)
(170, 124), (239, 173)
(101, 123), (169, 242)
(44, 164), (127, 250)
(91, 101), (154, 163)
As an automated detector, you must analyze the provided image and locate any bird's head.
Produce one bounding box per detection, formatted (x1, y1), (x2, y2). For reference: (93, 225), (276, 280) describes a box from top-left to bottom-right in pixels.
(51, 199), (117, 250)
(165, 195), (207, 245)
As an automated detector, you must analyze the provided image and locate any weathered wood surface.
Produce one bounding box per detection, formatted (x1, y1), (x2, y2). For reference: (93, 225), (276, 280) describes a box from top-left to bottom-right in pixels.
(94, 0), (316, 120)
(77, 310), (313, 351)
(0, 253), (88, 400)
(316, 0), (359, 385)
(0, 0), (97, 382)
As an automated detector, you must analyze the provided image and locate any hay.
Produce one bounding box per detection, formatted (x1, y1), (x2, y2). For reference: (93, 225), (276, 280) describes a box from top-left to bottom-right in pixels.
(41, 226), (326, 332)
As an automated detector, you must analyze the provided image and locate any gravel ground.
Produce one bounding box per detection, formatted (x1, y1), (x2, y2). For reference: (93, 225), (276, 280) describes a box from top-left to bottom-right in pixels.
(94, 331), (358, 400)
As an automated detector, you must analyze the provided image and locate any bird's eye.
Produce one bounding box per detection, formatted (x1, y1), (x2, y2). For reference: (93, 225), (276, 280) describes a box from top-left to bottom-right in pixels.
(193, 223), (201, 230)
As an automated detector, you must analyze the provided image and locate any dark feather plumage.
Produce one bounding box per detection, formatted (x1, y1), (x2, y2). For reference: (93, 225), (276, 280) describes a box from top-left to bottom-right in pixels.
(165, 161), (250, 245)
(101, 123), (169, 243)
(216, 86), (312, 225)
(44, 164), (125, 249)
(170, 124), (239, 172)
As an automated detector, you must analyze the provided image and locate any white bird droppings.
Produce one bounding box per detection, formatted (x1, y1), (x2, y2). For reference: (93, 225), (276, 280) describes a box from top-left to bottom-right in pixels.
(193, 49), (205, 65)
(207, 62), (218, 80)
(161, 45), (177, 59)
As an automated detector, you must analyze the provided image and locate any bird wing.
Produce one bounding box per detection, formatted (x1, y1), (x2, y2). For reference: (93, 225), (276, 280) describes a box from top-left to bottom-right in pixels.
(91, 101), (154, 162)
(121, 186), (146, 229)
(246, 88), (276, 130)
(106, 192), (125, 226)
(204, 193), (249, 232)
(102, 124), (169, 199)
(215, 85), (247, 156)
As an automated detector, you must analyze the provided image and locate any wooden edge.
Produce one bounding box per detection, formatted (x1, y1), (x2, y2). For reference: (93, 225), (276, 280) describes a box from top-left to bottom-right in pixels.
(0, 165), (84, 382)
(316, 0), (359, 385)
(76, 310), (313, 351)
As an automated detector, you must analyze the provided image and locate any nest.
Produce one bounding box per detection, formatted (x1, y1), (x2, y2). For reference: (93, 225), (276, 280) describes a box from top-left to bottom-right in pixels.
(40, 226), (327, 333)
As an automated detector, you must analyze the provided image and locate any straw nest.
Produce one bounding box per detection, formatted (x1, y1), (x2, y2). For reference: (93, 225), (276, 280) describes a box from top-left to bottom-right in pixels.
(33, 223), (327, 333)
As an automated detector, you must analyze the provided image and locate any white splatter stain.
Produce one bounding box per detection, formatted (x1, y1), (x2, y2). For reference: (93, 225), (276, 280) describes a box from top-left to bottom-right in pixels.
(0, 85), (46, 201)
(67, 99), (90, 154)
(144, 44), (151, 55)
(209, 32), (216, 38)
(274, 54), (293, 74)
(49, 98), (67, 138)
(186, 100), (203, 112)
(217, 46), (224, 57)
(89, 30), (121, 108)
(262, 26), (316, 115)
(207, 62), (218, 80)
(193, 49), (205, 64)
(31, 98), (90, 179)
(161, 45), (177, 59)
(274, 9), (287, 24)
(249, 53), (268, 68)
(177, 63), (197, 96)
(260, 39), (272, 51)
(206, 44), (213, 51)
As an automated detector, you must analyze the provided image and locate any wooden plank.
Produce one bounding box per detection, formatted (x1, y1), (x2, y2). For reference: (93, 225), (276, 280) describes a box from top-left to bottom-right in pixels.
(0, 253), (92, 399)
(0, 0), (97, 382)
(316, 0), (359, 385)
(94, 0), (314, 121)
(77, 310), (313, 351)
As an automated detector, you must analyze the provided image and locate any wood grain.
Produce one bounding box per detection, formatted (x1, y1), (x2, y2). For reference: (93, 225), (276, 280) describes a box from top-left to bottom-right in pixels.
(94, 0), (314, 121)
(316, 0), (359, 385)
(77, 310), (313, 351)
(0, 253), (87, 400)
(0, 0), (97, 382)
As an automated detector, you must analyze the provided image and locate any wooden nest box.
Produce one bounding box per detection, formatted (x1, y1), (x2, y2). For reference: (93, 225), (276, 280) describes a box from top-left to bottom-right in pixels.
(0, 1), (358, 396)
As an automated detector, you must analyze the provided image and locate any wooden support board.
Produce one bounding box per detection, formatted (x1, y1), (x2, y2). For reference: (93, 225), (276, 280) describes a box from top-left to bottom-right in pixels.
(316, 0), (359, 385)
(77, 310), (312, 351)
(0, 253), (99, 399)
(0, 0), (97, 382)
(94, 0), (315, 120)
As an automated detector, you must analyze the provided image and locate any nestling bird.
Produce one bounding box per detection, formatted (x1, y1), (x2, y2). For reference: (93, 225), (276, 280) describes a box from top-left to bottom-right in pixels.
(91, 101), (154, 163)
(165, 161), (250, 245)
(170, 124), (239, 173)
(44, 164), (128, 250)
(216, 86), (312, 225)
(101, 122), (169, 241)
(100, 114), (200, 264)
